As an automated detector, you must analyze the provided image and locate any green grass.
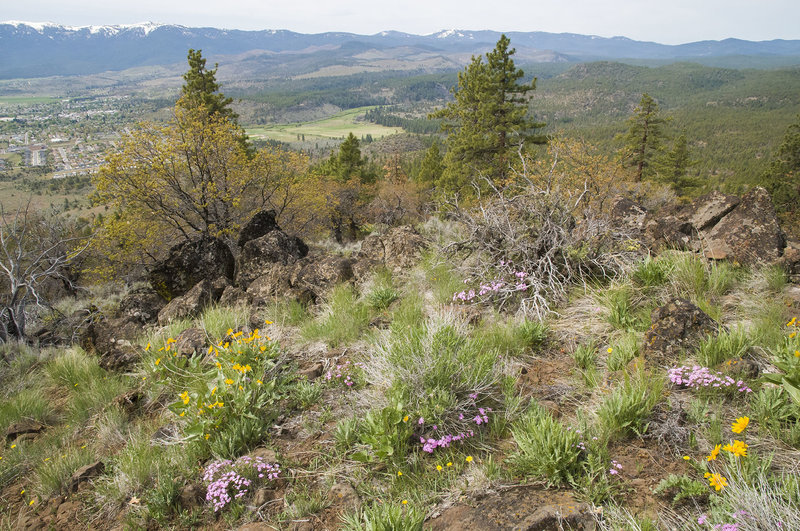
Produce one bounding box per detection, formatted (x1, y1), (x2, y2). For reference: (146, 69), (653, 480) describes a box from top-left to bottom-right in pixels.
(476, 316), (548, 357)
(597, 373), (664, 440)
(245, 107), (402, 142)
(508, 402), (582, 486)
(301, 284), (371, 346)
(696, 327), (751, 367)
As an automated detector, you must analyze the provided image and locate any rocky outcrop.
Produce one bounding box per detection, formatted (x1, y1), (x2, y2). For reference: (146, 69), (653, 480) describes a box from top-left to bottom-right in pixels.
(353, 226), (427, 279)
(688, 190), (740, 231)
(609, 195), (648, 232)
(237, 209), (280, 249)
(157, 279), (218, 325)
(117, 286), (166, 325)
(65, 461), (105, 495)
(643, 298), (718, 365)
(149, 237), (235, 301)
(173, 327), (207, 357)
(81, 316), (141, 371)
(291, 256), (354, 298)
(702, 187), (785, 264)
(237, 231), (309, 287)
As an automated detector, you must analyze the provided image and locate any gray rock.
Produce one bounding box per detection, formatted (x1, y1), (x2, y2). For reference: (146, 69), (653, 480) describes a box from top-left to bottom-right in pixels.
(643, 298), (718, 366)
(157, 280), (213, 325)
(689, 190), (740, 231)
(149, 237), (234, 300)
(237, 231), (309, 287)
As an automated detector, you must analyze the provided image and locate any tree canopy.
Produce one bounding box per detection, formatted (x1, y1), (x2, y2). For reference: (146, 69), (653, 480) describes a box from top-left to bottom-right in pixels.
(432, 35), (545, 194)
(619, 93), (669, 181)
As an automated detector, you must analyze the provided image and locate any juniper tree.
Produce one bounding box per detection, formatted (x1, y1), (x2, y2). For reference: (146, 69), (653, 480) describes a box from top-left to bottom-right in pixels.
(432, 35), (545, 194)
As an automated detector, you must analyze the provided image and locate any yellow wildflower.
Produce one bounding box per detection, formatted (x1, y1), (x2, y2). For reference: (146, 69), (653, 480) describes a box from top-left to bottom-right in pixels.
(795, 350), (800, 358)
(225, 378), (234, 385)
(723, 440), (748, 458)
(731, 416), (749, 434)
(403, 415), (409, 422)
(29, 499), (35, 506)
(145, 342), (151, 351)
(226, 328), (234, 336)
(208, 345), (214, 354)
(707, 444), (721, 461)
(265, 320), (272, 324)
(402, 500), (408, 505)
(155, 358), (161, 366)
(466, 456), (473, 463)
(436, 465), (443, 471)
(397, 471), (403, 476)
(683, 456), (690, 460)
(446, 462), (452, 467)
(607, 347), (613, 354)
(10, 444), (16, 449)
(707, 473), (728, 491)
(205, 433), (210, 440)
(166, 337), (176, 344)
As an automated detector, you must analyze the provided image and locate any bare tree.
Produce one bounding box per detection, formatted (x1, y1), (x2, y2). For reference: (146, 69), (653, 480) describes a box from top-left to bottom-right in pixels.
(0, 201), (90, 342)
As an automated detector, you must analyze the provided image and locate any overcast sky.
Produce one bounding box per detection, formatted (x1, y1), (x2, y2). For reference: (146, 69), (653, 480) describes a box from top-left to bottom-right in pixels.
(4, 0), (799, 45)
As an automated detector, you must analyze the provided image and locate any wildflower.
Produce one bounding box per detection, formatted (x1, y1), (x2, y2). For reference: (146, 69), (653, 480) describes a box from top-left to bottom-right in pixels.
(29, 499), (35, 506)
(466, 456), (473, 463)
(205, 433), (211, 440)
(265, 320), (272, 324)
(397, 471), (403, 476)
(166, 337), (176, 344)
(683, 456), (691, 460)
(180, 391), (190, 405)
(436, 465), (443, 471)
(731, 416), (749, 434)
(795, 350), (800, 358)
(10, 444), (16, 449)
(707, 444), (721, 461)
(403, 415), (409, 423)
(707, 473), (728, 491)
(788, 317), (797, 327)
(225, 378), (234, 385)
(418, 417), (424, 425)
(723, 440), (748, 458)
(155, 358), (161, 366)
(226, 328), (234, 336)
(607, 347), (613, 354)
(145, 342), (151, 351)
(257, 380), (263, 385)
(698, 514), (708, 525)
(447, 462), (452, 467)
(791, 332), (797, 339)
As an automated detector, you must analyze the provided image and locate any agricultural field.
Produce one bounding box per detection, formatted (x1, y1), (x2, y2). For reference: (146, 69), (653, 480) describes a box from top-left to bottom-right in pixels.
(245, 106), (403, 143)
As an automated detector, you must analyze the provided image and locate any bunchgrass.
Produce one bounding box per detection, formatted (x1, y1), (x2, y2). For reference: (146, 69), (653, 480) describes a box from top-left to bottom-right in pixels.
(696, 326), (751, 367)
(632, 255), (673, 289)
(597, 372), (664, 440)
(572, 341), (597, 370)
(196, 304), (251, 339)
(0, 387), (53, 433)
(45, 347), (104, 389)
(508, 401), (582, 486)
(606, 332), (640, 372)
(341, 501), (425, 531)
(477, 316), (548, 357)
(366, 269), (400, 311)
(32, 444), (97, 498)
(301, 284), (371, 347)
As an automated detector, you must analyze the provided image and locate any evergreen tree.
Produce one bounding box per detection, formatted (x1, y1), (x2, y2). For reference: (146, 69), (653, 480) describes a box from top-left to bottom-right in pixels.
(762, 114), (800, 227)
(655, 133), (699, 197)
(180, 49), (236, 121)
(432, 35), (545, 194)
(619, 93), (668, 181)
(337, 132), (363, 180)
(416, 141), (443, 186)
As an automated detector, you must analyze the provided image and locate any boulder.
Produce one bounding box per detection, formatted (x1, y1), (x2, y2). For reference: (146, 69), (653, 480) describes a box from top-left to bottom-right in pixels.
(219, 285), (253, 307)
(689, 190), (740, 231)
(237, 231), (309, 287)
(6, 420), (46, 444)
(354, 226), (427, 279)
(178, 483), (205, 510)
(427, 486), (595, 531)
(609, 195), (648, 232)
(173, 327), (207, 357)
(702, 187), (785, 265)
(292, 256), (355, 299)
(643, 215), (695, 251)
(643, 298), (718, 365)
(237, 209), (280, 249)
(780, 241), (800, 283)
(328, 482), (360, 511)
(149, 237), (235, 300)
(65, 460), (105, 494)
(117, 286), (166, 325)
(81, 316), (142, 371)
(157, 280), (213, 325)
(246, 264), (296, 301)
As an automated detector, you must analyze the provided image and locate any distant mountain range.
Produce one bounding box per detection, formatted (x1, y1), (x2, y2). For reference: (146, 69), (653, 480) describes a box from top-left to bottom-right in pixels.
(2, 21), (800, 79)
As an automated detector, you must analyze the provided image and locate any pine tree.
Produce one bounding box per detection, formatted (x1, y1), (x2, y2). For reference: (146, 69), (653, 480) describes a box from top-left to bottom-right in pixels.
(337, 132), (363, 181)
(655, 133), (698, 197)
(619, 93), (668, 181)
(432, 35), (545, 194)
(180, 49), (236, 121)
(762, 114), (800, 228)
(416, 141), (444, 186)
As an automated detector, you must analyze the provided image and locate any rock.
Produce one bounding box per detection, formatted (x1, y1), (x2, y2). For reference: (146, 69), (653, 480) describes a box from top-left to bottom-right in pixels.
(246, 264), (296, 301)
(157, 280), (213, 325)
(643, 298), (718, 366)
(81, 317), (142, 371)
(149, 237), (235, 300)
(328, 482), (360, 511)
(54, 501), (81, 527)
(117, 287), (166, 325)
(6, 420), (45, 444)
(291, 255), (355, 299)
(780, 241), (800, 283)
(249, 447), (278, 463)
(609, 195), (648, 232)
(354, 226), (427, 279)
(65, 461), (105, 494)
(702, 187), (785, 265)
(297, 362), (324, 381)
(178, 483), (205, 510)
(643, 215), (695, 251)
(689, 190), (740, 231)
(111, 390), (144, 415)
(252, 487), (279, 506)
(219, 285), (253, 307)
(428, 486), (595, 531)
(173, 328), (207, 357)
(237, 210), (280, 249)
(237, 231), (309, 287)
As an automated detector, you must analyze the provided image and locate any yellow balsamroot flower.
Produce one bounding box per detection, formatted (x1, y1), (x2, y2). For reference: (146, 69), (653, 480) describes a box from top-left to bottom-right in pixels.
(723, 440), (748, 458)
(225, 378), (234, 385)
(403, 415), (409, 423)
(731, 416), (749, 434)
(707, 473), (728, 491)
(166, 337), (176, 344)
(145, 342), (151, 351)
(155, 358), (161, 366)
(787, 317), (797, 327)
(446, 462), (452, 467)
(180, 391), (190, 405)
(707, 444), (721, 461)
(466, 456), (473, 463)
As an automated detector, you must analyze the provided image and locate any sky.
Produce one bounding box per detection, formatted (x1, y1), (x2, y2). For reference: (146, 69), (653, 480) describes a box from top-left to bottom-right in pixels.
(4, 0), (800, 45)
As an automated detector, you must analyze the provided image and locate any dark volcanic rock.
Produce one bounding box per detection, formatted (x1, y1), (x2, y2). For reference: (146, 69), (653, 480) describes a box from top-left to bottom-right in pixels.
(427, 486), (595, 531)
(237, 209), (280, 249)
(157, 280), (213, 325)
(643, 215), (695, 251)
(702, 187), (785, 265)
(173, 327), (207, 357)
(643, 298), (718, 365)
(65, 460), (105, 494)
(609, 195), (648, 232)
(149, 237), (234, 300)
(117, 286), (166, 324)
(292, 256), (354, 297)
(237, 231), (309, 287)
(6, 420), (46, 444)
(689, 190), (740, 231)
(354, 226), (427, 279)
(81, 316), (142, 371)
